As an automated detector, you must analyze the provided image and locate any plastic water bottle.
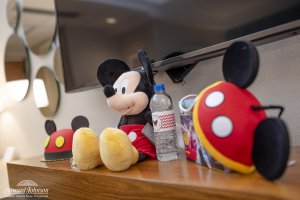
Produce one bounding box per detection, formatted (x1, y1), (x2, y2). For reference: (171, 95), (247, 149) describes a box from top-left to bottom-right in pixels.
(150, 84), (178, 161)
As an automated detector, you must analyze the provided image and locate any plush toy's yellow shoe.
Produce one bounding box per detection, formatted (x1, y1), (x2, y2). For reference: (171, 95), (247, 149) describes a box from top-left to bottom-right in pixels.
(72, 128), (103, 170)
(100, 128), (139, 171)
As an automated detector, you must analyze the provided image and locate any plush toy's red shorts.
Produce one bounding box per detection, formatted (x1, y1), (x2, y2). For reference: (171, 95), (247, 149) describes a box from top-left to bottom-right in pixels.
(120, 124), (156, 159)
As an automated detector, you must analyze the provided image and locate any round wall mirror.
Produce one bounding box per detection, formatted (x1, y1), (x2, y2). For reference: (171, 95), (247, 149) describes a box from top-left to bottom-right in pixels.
(23, 0), (56, 55)
(6, 0), (20, 29)
(4, 34), (30, 102)
(34, 67), (60, 117)
(54, 47), (64, 84)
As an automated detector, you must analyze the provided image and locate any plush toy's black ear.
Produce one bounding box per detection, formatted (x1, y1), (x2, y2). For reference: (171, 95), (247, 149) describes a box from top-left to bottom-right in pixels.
(97, 59), (130, 86)
(138, 49), (155, 86)
(252, 118), (290, 180)
(71, 116), (89, 132)
(45, 120), (57, 136)
(223, 40), (259, 88)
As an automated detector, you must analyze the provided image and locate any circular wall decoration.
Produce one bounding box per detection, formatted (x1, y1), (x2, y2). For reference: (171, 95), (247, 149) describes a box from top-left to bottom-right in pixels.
(6, 0), (20, 29)
(4, 34), (31, 102)
(22, 0), (56, 55)
(34, 67), (60, 117)
(54, 47), (64, 84)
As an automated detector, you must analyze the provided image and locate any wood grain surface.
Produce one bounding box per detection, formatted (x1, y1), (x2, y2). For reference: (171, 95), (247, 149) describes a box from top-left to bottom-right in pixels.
(6, 147), (300, 200)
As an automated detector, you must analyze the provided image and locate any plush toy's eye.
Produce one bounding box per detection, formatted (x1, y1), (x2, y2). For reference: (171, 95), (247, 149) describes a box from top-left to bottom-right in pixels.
(121, 79), (128, 94)
(122, 87), (126, 94)
(114, 88), (117, 93)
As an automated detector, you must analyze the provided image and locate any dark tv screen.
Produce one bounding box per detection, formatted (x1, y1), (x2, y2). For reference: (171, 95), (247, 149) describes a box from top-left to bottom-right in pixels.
(55, 0), (300, 92)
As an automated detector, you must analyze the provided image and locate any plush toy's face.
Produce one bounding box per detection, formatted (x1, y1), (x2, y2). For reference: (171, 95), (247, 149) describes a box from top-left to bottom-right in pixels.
(108, 71), (149, 115)
(97, 56), (155, 117)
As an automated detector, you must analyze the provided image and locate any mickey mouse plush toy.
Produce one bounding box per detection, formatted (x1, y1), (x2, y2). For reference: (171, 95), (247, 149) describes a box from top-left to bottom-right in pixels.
(72, 50), (156, 171)
(193, 40), (290, 180)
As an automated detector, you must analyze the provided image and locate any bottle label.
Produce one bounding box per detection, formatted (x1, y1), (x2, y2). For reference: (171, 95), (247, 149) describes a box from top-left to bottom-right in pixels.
(152, 110), (176, 132)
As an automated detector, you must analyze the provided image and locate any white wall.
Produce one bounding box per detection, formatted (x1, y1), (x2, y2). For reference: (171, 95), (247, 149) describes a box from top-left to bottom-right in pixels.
(0, 0), (300, 162)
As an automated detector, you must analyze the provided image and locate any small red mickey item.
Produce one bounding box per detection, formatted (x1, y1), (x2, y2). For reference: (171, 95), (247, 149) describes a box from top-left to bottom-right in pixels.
(42, 116), (89, 161)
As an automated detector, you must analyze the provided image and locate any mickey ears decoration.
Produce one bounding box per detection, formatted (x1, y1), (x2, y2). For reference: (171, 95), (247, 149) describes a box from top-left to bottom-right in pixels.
(44, 115), (89, 135)
(138, 49), (155, 87)
(71, 116), (89, 132)
(97, 59), (130, 87)
(45, 120), (57, 136)
(223, 40), (259, 88)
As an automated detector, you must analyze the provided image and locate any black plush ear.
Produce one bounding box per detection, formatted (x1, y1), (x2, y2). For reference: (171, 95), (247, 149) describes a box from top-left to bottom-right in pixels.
(252, 118), (290, 180)
(138, 49), (155, 86)
(97, 59), (130, 86)
(223, 40), (259, 88)
(71, 116), (89, 132)
(45, 120), (57, 136)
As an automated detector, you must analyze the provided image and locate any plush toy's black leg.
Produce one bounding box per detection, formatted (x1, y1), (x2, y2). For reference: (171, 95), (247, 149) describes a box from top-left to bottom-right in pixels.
(138, 152), (148, 162)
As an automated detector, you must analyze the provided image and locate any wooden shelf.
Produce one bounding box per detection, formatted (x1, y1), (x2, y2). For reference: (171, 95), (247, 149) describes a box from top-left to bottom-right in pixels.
(6, 147), (300, 200)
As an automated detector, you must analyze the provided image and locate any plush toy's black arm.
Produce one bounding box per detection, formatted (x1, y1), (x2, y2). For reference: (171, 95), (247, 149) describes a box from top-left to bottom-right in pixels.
(144, 111), (153, 125)
(117, 116), (127, 128)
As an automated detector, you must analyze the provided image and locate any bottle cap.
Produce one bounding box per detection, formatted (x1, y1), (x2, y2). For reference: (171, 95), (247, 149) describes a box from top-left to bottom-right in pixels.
(153, 84), (165, 92)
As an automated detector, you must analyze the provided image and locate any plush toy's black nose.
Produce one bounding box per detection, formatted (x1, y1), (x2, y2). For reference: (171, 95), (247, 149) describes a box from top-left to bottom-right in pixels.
(103, 85), (115, 98)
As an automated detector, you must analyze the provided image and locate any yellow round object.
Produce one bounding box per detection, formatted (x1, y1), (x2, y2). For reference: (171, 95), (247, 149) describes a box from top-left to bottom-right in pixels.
(55, 136), (65, 148)
(44, 136), (50, 148)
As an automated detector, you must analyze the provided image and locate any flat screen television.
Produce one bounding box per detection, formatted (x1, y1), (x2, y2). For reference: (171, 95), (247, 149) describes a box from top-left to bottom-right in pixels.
(55, 0), (300, 92)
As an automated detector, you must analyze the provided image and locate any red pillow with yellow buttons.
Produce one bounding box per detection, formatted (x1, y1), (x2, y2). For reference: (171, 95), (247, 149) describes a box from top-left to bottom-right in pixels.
(193, 41), (290, 180)
(43, 116), (89, 161)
